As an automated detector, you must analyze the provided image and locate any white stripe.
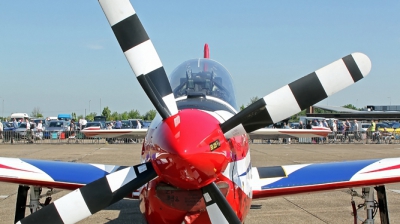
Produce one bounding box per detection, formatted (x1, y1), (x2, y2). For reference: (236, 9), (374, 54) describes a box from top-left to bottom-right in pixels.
(162, 93), (178, 115)
(54, 189), (92, 224)
(106, 167), (137, 192)
(124, 40), (162, 76)
(352, 52), (371, 77)
(224, 124), (246, 139)
(263, 85), (301, 123)
(315, 59), (354, 96)
(206, 203), (229, 224)
(99, 0), (136, 26)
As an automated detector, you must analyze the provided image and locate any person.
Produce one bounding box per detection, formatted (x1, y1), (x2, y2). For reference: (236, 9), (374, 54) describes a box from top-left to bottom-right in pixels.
(13, 118), (18, 129)
(36, 120), (43, 140)
(306, 120), (312, 129)
(25, 118), (33, 143)
(68, 119), (78, 143)
(353, 120), (360, 141)
(298, 121), (304, 129)
(283, 122), (291, 144)
(136, 120), (142, 129)
(0, 121), (3, 142)
(115, 120), (122, 129)
(381, 127), (392, 144)
(332, 120), (338, 142)
(368, 120), (376, 141)
(70, 119), (75, 133)
(344, 119), (351, 141)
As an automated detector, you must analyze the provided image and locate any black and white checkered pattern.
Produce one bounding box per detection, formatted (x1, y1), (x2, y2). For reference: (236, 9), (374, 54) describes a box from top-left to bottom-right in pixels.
(202, 182), (241, 224)
(18, 162), (156, 224)
(98, 0), (178, 119)
(221, 53), (371, 138)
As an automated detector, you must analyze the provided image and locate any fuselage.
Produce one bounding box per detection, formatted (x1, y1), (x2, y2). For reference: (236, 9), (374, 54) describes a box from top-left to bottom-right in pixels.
(139, 59), (253, 223)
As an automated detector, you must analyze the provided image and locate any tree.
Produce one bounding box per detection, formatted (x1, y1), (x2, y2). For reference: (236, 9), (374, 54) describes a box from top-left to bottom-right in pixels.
(342, 104), (359, 110)
(143, 109), (156, 120)
(85, 112), (97, 121)
(31, 107), (43, 118)
(72, 112), (77, 121)
(120, 111), (129, 120)
(102, 107), (111, 120)
(247, 96), (259, 106)
(128, 109), (141, 119)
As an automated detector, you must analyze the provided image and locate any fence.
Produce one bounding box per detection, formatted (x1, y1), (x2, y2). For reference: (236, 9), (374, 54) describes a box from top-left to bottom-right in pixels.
(0, 130), (398, 145)
(252, 130), (399, 144)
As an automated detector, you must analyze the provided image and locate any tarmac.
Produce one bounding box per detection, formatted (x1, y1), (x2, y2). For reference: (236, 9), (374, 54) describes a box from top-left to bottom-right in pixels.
(0, 143), (399, 224)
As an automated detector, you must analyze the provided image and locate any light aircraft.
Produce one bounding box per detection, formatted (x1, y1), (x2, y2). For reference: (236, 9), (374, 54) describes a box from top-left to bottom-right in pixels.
(1, 1), (399, 224)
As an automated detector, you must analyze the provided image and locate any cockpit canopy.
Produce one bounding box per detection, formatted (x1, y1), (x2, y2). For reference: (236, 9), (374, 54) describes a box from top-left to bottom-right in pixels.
(169, 59), (238, 109)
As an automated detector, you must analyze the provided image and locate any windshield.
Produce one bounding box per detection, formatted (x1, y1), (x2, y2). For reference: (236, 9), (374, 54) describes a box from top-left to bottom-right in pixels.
(169, 59), (238, 109)
(86, 122), (101, 128)
(49, 121), (64, 127)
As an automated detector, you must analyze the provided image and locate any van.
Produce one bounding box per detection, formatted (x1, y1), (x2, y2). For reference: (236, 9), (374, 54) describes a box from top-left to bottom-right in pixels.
(10, 113), (29, 121)
(58, 114), (72, 121)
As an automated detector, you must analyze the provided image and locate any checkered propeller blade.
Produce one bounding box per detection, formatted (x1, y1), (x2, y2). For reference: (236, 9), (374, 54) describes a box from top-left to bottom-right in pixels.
(221, 53), (371, 138)
(202, 182), (242, 224)
(17, 162), (157, 224)
(98, 0), (178, 119)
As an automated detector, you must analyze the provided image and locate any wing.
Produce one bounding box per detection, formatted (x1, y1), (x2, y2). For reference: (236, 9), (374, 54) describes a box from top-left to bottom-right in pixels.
(251, 157), (400, 199)
(81, 129), (147, 139)
(0, 157), (126, 190)
(249, 127), (331, 139)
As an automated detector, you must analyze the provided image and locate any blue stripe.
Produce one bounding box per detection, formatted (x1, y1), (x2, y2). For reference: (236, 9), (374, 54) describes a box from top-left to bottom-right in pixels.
(23, 159), (110, 184)
(262, 159), (379, 189)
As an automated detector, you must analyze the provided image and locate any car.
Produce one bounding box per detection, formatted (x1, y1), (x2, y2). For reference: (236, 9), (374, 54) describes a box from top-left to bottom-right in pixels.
(2, 121), (16, 142)
(128, 119), (144, 129)
(385, 121), (400, 129)
(289, 122), (300, 129)
(43, 120), (70, 139)
(121, 120), (134, 129)
(13, 122), (33, 138)
(360, 123), (371, 132)
(142, 120), (151, 129)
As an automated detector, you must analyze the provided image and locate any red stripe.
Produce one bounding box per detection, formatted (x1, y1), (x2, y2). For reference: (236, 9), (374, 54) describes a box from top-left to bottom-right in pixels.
(0, 164), (35, 173)
(362, 164), (400, 174)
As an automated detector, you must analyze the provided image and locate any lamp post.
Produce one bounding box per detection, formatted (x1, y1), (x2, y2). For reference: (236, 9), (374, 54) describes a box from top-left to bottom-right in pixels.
(0, 97), (3, 119)
(388, 97), (391, 106)
(100, 98), (101, 114)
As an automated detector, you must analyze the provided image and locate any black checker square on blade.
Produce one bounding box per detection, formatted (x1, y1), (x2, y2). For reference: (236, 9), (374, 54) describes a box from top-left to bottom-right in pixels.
(289, 72), (327, 110)
(112, 14), (149, 53)
(19, 203), (64, 224)
(342, 54), (364, 83)
(80, 177), (113, 215)
(220, 98), (273, 134)
(146, 67), (173, 98)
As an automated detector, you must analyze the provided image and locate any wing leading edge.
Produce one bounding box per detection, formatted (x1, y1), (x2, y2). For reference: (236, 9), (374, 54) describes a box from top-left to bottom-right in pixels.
(251, 158), (400, 199)
(0, 157), (126, 190)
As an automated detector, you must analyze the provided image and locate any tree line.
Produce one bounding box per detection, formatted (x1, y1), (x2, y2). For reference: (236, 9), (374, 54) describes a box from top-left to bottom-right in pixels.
(29, 107), (157, 122)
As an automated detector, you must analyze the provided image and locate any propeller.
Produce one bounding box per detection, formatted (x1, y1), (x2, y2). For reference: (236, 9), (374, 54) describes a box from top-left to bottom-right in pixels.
(98, 0), (178, 119)
(202, 182), (241, 224)
(221, 53), (371, 138)
(17, 163), (157, 224)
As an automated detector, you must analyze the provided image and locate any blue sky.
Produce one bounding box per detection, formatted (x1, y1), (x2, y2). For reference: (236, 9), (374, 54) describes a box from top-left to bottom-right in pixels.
(1, 1), (399, 118)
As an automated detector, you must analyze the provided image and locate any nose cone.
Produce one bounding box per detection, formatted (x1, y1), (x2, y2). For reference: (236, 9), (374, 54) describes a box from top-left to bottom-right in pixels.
(150, 109), (231, 189)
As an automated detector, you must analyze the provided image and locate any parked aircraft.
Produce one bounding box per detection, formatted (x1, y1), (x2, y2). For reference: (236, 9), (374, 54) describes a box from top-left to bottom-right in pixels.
(1, 1), (398, 224)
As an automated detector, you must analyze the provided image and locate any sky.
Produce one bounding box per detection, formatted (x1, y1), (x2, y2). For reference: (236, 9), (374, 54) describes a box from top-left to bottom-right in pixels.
(1, 1), (400, 118)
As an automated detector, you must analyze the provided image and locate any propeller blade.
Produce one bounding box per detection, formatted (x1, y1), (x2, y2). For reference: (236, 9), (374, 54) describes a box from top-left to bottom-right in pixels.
(18, 162), (156, 224)
(98, 0), (178, 119)
(221, 53), (371, 138)
(202, 182), (241, 224)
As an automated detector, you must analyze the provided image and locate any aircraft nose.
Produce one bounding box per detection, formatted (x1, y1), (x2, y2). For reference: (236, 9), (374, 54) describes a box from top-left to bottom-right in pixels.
(149, 110), (231, 189)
